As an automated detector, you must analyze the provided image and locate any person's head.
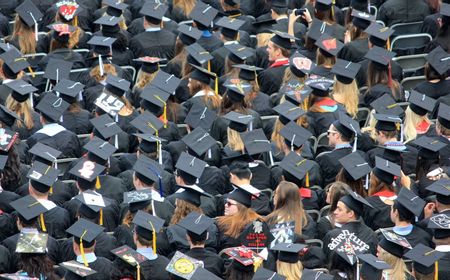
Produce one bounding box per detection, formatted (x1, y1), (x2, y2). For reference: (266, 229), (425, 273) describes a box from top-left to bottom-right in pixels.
(436, 119), (450, 137)
(271, 6), (288, 19)
(375, 129), (398, 145)
(327, 123), (352, 147)
(335, 169), (367, 197)
(276, 260), (303, 280)
(368, 170), (395, 196)
(333, 200), (358, 224)
(170, 198), (203, 225)
(143, 14), (162, 29)
(0, 144), (21, 191)
(12, 14), (37, 54)
(73, 238), (96, 255)
(377, 244), (409, 280)
(332, 79), (359, 118)
(28, 181), (49, 199)
(229, 161), (252, 185)
(425, 62), (446, 81)
(267, 41), (290, 62)
(314, 1), (335, 24)
(175, 169), (197, 186)
(186, 230), (209, 247)
(391, 201), (415, 224)
(218, 199), (260, 238)
(133, 171), (156, 190)
(326, 182), (349, 211)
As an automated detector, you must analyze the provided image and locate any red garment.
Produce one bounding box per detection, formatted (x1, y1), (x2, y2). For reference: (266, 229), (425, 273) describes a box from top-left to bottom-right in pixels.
(416, 120), (431, 134)
(269, 58), (289, 68)
(371, 190), (396, 197)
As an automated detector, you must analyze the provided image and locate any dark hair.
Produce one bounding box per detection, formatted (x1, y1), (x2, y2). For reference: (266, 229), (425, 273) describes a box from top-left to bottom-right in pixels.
(1, 144), (21, 191)
(220, 93), (250, 115)
(229, 161), (252, 180)
(327, 182), (349, 214)
(335, 169), (367, 197)
(425, 63), (446, 81)
(416, 157), (439, 182)
(272, 6), (288, 15)
(328, 252), (355, 280)
(224, 263), (254, 280)
(187, 230), (207, 245)
(392, 201), (415, 223)
(177, 169), (197, 185)
(19, 254), (60, 280)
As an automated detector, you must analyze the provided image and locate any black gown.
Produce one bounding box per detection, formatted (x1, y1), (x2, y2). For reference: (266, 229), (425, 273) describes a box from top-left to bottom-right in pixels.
(258, 64), (288, 95)
(197, 32), (224, 53)
(118, 195), (175, 226)
(338, 38), (369, 63)
(59, 232), (118, 261)
(271, 159), (323, 188)
(413, 80), (450, 100)
(41, 204), (72, 239)
(60, 109), (93, 135)
(139, 255), (171, 280)
(68, 257), (118, 280)
(0, 191), (21, 213)
(37, 48), (87, 71)
(0, 245), (11, 273)
(362, 83), (405, 107)
(306, 104), (344, 137)
(185, 248), (224, 277)
(118, 169), (177, 197)
(117, 151), (174, 173)
(129, 29), (177, 60)
(15, 180), (78, 207)
(363, 195), (396, 231)
(355, 58), (403, 89)
(165, 223), (219, 253)
(11, 111), (42, 140)
(165, 140), (222, 169)
(27, 125), (82, 158)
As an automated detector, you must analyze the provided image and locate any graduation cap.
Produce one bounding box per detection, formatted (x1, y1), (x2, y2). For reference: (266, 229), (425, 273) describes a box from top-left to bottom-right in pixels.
(44, 59), (73, 83)
(364, 46), (396, 68)
(133, 210), (164, 252)
(408, 90), (436, 116)
(307, 18), (332, 41)
(279, 121), (312, 151)
(426, 46), (450, 76)
(373, 156), (401, 185)
(123, 189), (154, 213)
(181, 127), (216, 157)
(331, 59), (361, 84)
(53, 79), (84, 103)
(358, 253), (391, 280)
(4, 78), (37, 104)
(441, 2), (450, 17)
(74, 190), (109, 224)
(10, 195), (47, 223)
(351, 9), (375, 30)
(178, 211), (214, 236)
(134, 134), (166, 165)
(394, 187), (425, 218)
(189, 1), (218, 28)
(27, 161), (59, 193)
(94, 15), (121, 35)
(370, 94), (404, 116)
(87, 36), (116, 56)
(151, 70), (181, 95)
(227, 184), (258, 208)
(340, 190), (372, 217)
(224, 78), (252, 102)
(241, 128), (273, 163)
(0, 105), (20, 128)
(190, 64), (218, 94)
(15, 0), (42, 30)
(177, 24), (202, 46)
(273, 101), (305, 125)
(0, 49), (30, 79)
(186, 43), (213, 67)
(315, 34), (344, 57)
(56, 1), (80, 22)
(66, 218), (104, 266)
(48, 23), (76, 42)
(175, 152), (207, 180)
(140, 1), (168, 22)
(379, 229), (411, 258)
(270, 30), (296, 50)
(289, 52), (315, 77)
(301, 269), (334, 280)
(404, 244), (446, 275)
(333, 111), (360, 142)
(225, 44), (255, 63)
(224, 246), (262, 269)
(36, 92), (70, 122)
(166, 251), (204, 279)
(234, 64), (263, 82)
(253, 17), (276, 34)
(215, 16), (245, 39)
(223, 111), (253, 132)
(253, 268), (286, 280)
(0, 128), (18, 170)
(133, 155), (164, 187)
(271, 243), (306, 263)
(130, 110), (164, 134)
(279, 151), (315, 187)
(104, 0), (128, 17)
(140, 85), (170, 125)
(315, 0), (333, 11)
(438, 103), (450, 129)
(0, 42), (19, 55)
(365, 22), (394, 47)
(373, 113), (402, 133)
(185, 103), (217, 130)
(426, 178), (450, 204)
(191, 267), (222, 280)
(59, 260), (97, 279)
(90, 114), (122, 140)
(428, 213), (450, 239)
(133, 56), (165, 74)
(15, 229), (48, 254)
(111, 245), (149, 277)
(307, 77), (334, 97)
(0, 274), (43, 280)
(271, 0), (287, 7)
(280, 81), (312, 107)
(413, 136), (446, 159)
(339, 152), (371, 185)
(84, 136), (117, 165)
(105, 75), (130, 97)
(94, 92), (125, 118)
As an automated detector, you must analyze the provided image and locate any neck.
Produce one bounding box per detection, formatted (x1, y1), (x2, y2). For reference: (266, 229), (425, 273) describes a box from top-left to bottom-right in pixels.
(190, 244), (205, 249)
(380, 137), (397, 145)
(395, 220), (410, 227)
(233, 179), (251, 186)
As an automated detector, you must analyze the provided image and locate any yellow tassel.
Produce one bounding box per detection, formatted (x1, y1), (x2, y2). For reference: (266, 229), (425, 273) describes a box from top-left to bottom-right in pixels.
(154, 95), (167, 128)
(387, 37), (391, 51)
(80, 230), (89, 267)
(73, 16), (78, 27)
(306, 172), (310, 187)
(137, 264), (141, 280)
(49, 186), (53, 194)
(253, 257), (263, 272)
(396, 122), (400, 131)
(214, 77), (218, 95)
(148, 221), (157, 253)
(95, 176), (101, 190)
(207, 61), (211, 72)
(40, 214), (46, 232)
(435, 261), (438, 280)
(27, 66), (35, 78)
(99, 209), (103, 226)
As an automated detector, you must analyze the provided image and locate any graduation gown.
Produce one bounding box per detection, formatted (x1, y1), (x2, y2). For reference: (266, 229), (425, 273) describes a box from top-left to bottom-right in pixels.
(140, 255), (171, 280)
(317, 215), (337, 240)
(306, 100), (344, 137)
(197, 32), (224, 53)
(166, 186), (219, 218)
(0, 212), (18, 242)
(37, 48), (87, 71)
(59, 232), (118, 261)
(40, 202), (71, 239)
(363, 193), (396, 231)
(438, 135), (450, 167)
(377, 0), (431, 27)
(129, 29), (177, 60)
(0, 245), (11, 273)
(413, 80), (450, 100)
(70, 256), (117, 280)
(16, 180), (78, 207)
(11, 111), (42, 140)
(60, 109), (93, 135)
(186, 248), (225, 277)
(248, 93), (274, 116)
(310, 65), (334, 80)
(258, 63), (288, 95)
(366, 143), (418, 175)
(182, 92), (220, 114)
(362, 83), (405, 107)
(95, 175), (128, 203)
(165, 223), (219, 253)
(338, 38), (369, 63)
(270, 159), (323, 188)
(118, 168), (177, 196)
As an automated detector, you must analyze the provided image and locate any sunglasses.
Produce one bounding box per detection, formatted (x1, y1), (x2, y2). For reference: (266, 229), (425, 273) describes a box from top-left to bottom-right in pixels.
(225, 201), (238, 207)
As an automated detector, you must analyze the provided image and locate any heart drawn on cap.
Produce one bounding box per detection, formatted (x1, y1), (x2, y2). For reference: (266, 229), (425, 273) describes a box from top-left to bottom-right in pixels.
(292, 57), (312, 71)
(322, 38), (337, 50)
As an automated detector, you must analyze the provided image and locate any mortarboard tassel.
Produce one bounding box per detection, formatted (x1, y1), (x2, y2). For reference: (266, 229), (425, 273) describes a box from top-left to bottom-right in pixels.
(435, 261), (438, 280)
(306, 172), (310, 187)
(73, 16), (78, 27)
(331, 0), (335, 19)
(80, 230), (89, 267)
(154, 95), (167, 128)
(40, 214), (47, 232)
(99, 208), (103, 225)
(253, 257), (263, 272)
(158, 139), (162, 165)
(148, 220), (157, 253)
(114, 115), (119, 149)
(29, 12), (38, 42)
(356, 257), (360, 280)
(99, 55), (104, 77)
(214, 76), (219, 96)
(291, 134), (296, 152)
(388, 62), (393, 88)
(386, 37), (391, 51)
(136, 264), (141, 280)
(208, 149), (211, 159)
(207, 60), (211, 72)
(29, 93), (33, 108)
(364, 173), (369, 190)
(95, 176), (101, 190)
(149, 165), (163, 196)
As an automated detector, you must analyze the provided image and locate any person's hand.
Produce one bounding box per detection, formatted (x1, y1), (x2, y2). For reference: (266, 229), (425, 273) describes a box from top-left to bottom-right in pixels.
(400, 171), (411, 188)
(423, 202), (436, 219)
(289, 10), (302, 24)
(301, 8), (312, 25)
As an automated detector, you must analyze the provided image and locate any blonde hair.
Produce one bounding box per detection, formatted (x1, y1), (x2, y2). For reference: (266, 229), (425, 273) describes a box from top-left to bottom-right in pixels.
(6, 96), (34, 129)
(316, 49), (336, 67)
(10, 15), (37, 54)
(276, 261), (303, 280)
(281, 67), (307, 85)
(90, 63), (117, 83)
(332, 79), (359, 118)
(361, 110), (377, 140)
(379, 246), (412, 280)
(256, 33), (274, 48)
(173, 0), (197, 16)
(133, 69), (159, 90)
(403, 107), (430, 143)
(226, 127), (245, 152)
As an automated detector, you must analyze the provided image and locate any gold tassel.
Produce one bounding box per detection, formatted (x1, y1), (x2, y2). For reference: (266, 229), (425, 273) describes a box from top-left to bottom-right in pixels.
(386, 37), (391, 51)
(73, 16), (78, 27)
(331, 0), (335, 18)
(148, 221), (157, 253)
(207, 61), (211, 72)
(306, 172), (310, 187)
(49, 186), (53, 194)
(396, 122), (401, 131)
(154, 95), (167, 128)
(27, 66), (35, 78)
(40, 214), (46, 232)
(435, 261), (438, 280)
(253, 257), (263, 272)
(137, 264), (141, 280)
(95, 176), (101, 190)
(214, 77), (218, 95)
(99, 209), (103, 226)
(80, 230), (89, 267)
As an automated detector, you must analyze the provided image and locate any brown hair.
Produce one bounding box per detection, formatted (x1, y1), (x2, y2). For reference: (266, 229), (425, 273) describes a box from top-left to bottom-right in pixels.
(134, 69), (159, 90)
(189, 79), (221, 110)
(273, 43), (290, 58)
(173, 0), (197, 16)
(90, 63), (117, 82)
(55, 12), (82, 49)
(6, 96), (34, 129)
(8, 15), (37, 54)
(67, 102), (82, 113)
(217, 203), (261, 238)
(122, 204), (153, 226)
(368, 172), (394, 196)
(367, 62), (402, 100)
(336, 169), (367, 197)
(316, 49), (336, 66)
(170, 199), (203, 225)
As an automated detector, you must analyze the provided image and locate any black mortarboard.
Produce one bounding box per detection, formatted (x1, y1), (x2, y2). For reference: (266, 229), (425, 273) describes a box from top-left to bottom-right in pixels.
(178, 211), (214, 235)
(0, 43), (18, 54)
(315, 34), (344, 57)
(253, 268), (286, 280)
(241, 128), (271, 155)
(90, 114), (122, 140)
(370, 94), (404, 116)
(223, 111), (253, 132)
(333, 111), (361, 139)
(104, 0), (128, 17)
(307, 77), (334, 97)
(44, 58), (73, 82)
(175, 152), (207, 179)
(174, 185), (212, 207)
(428, 213), (450, 239)
(53, 79), (84, 103)
(340, 190), (372, 216)
(426, 179), (450, 204)
(253, 17), (276, 34)
(271, 243), (306, 263)
(307, 19), (332, 41)
(130, 110), (164, 134)
(133, 210), (164, 238)
(279, 151), (314, 183)
(225, 44), (255, 63)
(15, 0), (42, 27)
(279, 121), (312, 150)
(135, 133), (166, 155)
(413, 136), (446, 159)
(133, 155), (163, 185)
(315, 0), (332, 11)
(339, 152), (371, 180)
(182, 127), (216, 157)
(351, 9), (375, 30)
(408, 90), (436, 116)
(358, 253), (391, 280)
(441, 3), (450, 17)
(438, 103), (450, 129)
(190, 64), (217, 85)
(186, 43), (213, 66)
(426, 46), (450, 76)
(59, 260), (97, 278)
(84, 137), (117, 164)
(215, 16), (245, 39)
(364, 46), (396, 68)
(0, 105), (20, 128)
(189, 1), (218, 28)
(289, 52), (315, 77)
(0, 49), (29, 78)
(301, 269), (333, 280)
(87, 36), (116, 55)
(191, 267), (222, 280)
(75, 190), (110, 215)
(105, 75), (130, 97)
(29, 143), (61, 165)
(331, 59), (361, 84)
(140, 1), (168, 22)
(270, 30), (296, 50)
(234, 64), (263, 81)
(36, 92), (70, 122)
(373, 113), (402, 132)
(66, 218), (104, 247)
(15, 229), (48, 254)
(395, 187), (425, 217)
(379, 229), (411, 257)
(94, 15), (121, 35)
(373, 156), (401, 185)
(111, 245), (149, 267)
(224, 79), (252, 102)
(4, 78), (37, 103)
(123, 189), (153, 213)
(140, 85), (170, 114)
(177, 24), (202, 46)
(365, 22), (394, 47)
(27, 161), (59, 193)
(48, 23), (76, 42)
(133, 57), (165, 74)
(151, 71), (181, 95)
(404, 244), (446, 275)
(227, 185), (257, 208)
(273, 101), (305, 125)
(10, 195), (47, 222)
(185, 103), (217, 130)
(69, 159), (105, 182)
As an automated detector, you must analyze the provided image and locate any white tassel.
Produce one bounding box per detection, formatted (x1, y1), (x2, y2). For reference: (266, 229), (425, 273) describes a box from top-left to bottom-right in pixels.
(356, 257), (360, 280)
(158, 141), (162, 165)
(29, 93), (33, 107)
(249, 121), (253, 131)
(208, 149), (211, 159)
(400, 124), (404, 143)
(364, 173), (369, 190)
(353, 135), (358, 152)
(99, 55), (104, 77)
(269, 150), (274, 166)
(29, 12), (38, 41)
(78, 91), (83, 101)
(114, 134), (118, 149)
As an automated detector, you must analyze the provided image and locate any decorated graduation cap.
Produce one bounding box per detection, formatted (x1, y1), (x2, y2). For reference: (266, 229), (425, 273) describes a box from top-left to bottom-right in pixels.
(364, 22), (394, 48)
(94, 92), (124, 119)
(166, 251), (204, 279)
(104, 0), (128, 17)
(190, 64), (219, 95)
(66, 218), (104, 267)
(370, 94), (404, 116)
(279, 121), (312, 151)
(177, 24), (202, 45)
(133, 210), (164, 252)
(215, 16), (245, 39)
(301, 269), (334, 280)
(364, 46), (396, 69)
(379, 229), (411, 258)
(140, 1), (168, 23)
(185, 103), (217, 130)
(438, 103), (450, 129)
(84, 136), (117, 169)
(340, 189), (373, 216)
(189, 1), (218, 28)
(253, 267), (286, 280)
(280, 81), (312, 108)
(94, 15), (121, 36)
(4, 78), (37, 104)
(191, 267), (222, 280)
(56, 1), (80, 22)
(351, 9), (375, 30)
(186, 43), (213, 69)
(339, 152), (371, 189)
(426, 178), (450, 204)
(111, 245), (148, 279)
(48, 23), (76, 43)
(69, 159), (105, 191)
(307, 18), (332, 41)
(74, 190), (109, 225)
(307, 77), (334, 97)
(428, 213), (450, 239)
(358, 253), (391, 280)
(133, 56), (165, 74)
(90, 114), (122, 144)
(15, 0), (42, 41)
(394, 187), (425, 218)
(331, 233), (369, 265)
(270, 30), (296, 50)
(10, 195), (48, 227)
(224, 246), (263, 272)
(15, 228), (48, 254)
(289, 52), (315, 78)
(44, 58), (73, 84)
(123, 188), (154, 213)
(225, 44), (255, 64)
(0, 105), (20, 128)
(413, 136), (446, 159)
(59, 260), (97, 279)
(224, 111), (253, 132)
(175, 152), (207, 180)
(373, 114), (403, 141)
(315, 34), (344, 57)
(331, 59), (361, 84)
(36, 91), (70, 122)
(27, 161), (59, 193)
(178, 211), (214, 238)
(224, 78), (252, 102)
(271, 243), (306, 263)
(182, 126), (216, 158)
(333, 111), (361, 151)
(279, 151), (315, 188)
(133, 155), (164, 194)
(373, 156), (401, 185)
(130, 110), (164, 135)
(241, 128), (274, 165)
(404, 243), (446, 276)
(426, 45), (450, 76)
(408, 90), (436, 116)
(0, 49), (31, 79)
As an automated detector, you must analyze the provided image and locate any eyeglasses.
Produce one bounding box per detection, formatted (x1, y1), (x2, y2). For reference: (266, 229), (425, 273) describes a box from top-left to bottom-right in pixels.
(225, 201), (238, 207)
(327, 130), (338, 136)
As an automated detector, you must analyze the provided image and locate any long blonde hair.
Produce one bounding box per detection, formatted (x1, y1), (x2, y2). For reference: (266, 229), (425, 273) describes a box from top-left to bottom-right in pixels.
(6, 96), (34, 129)
(226, 127), (245, 152)
(173, 0), (197, 16)
(332, 79), (359, 118)
(133, 69), (159, 90)
(90, 63), (117, 82)
(403, 107), (430, 143)
(216, 203), (261, 238)
(379, 246), (412, 280)
(277, 261), (303, 280)
(9, 15), (37, 54)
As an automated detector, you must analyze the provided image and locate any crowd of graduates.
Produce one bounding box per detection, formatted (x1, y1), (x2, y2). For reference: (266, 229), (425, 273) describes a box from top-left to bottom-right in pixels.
(0, 0), (449, 279)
